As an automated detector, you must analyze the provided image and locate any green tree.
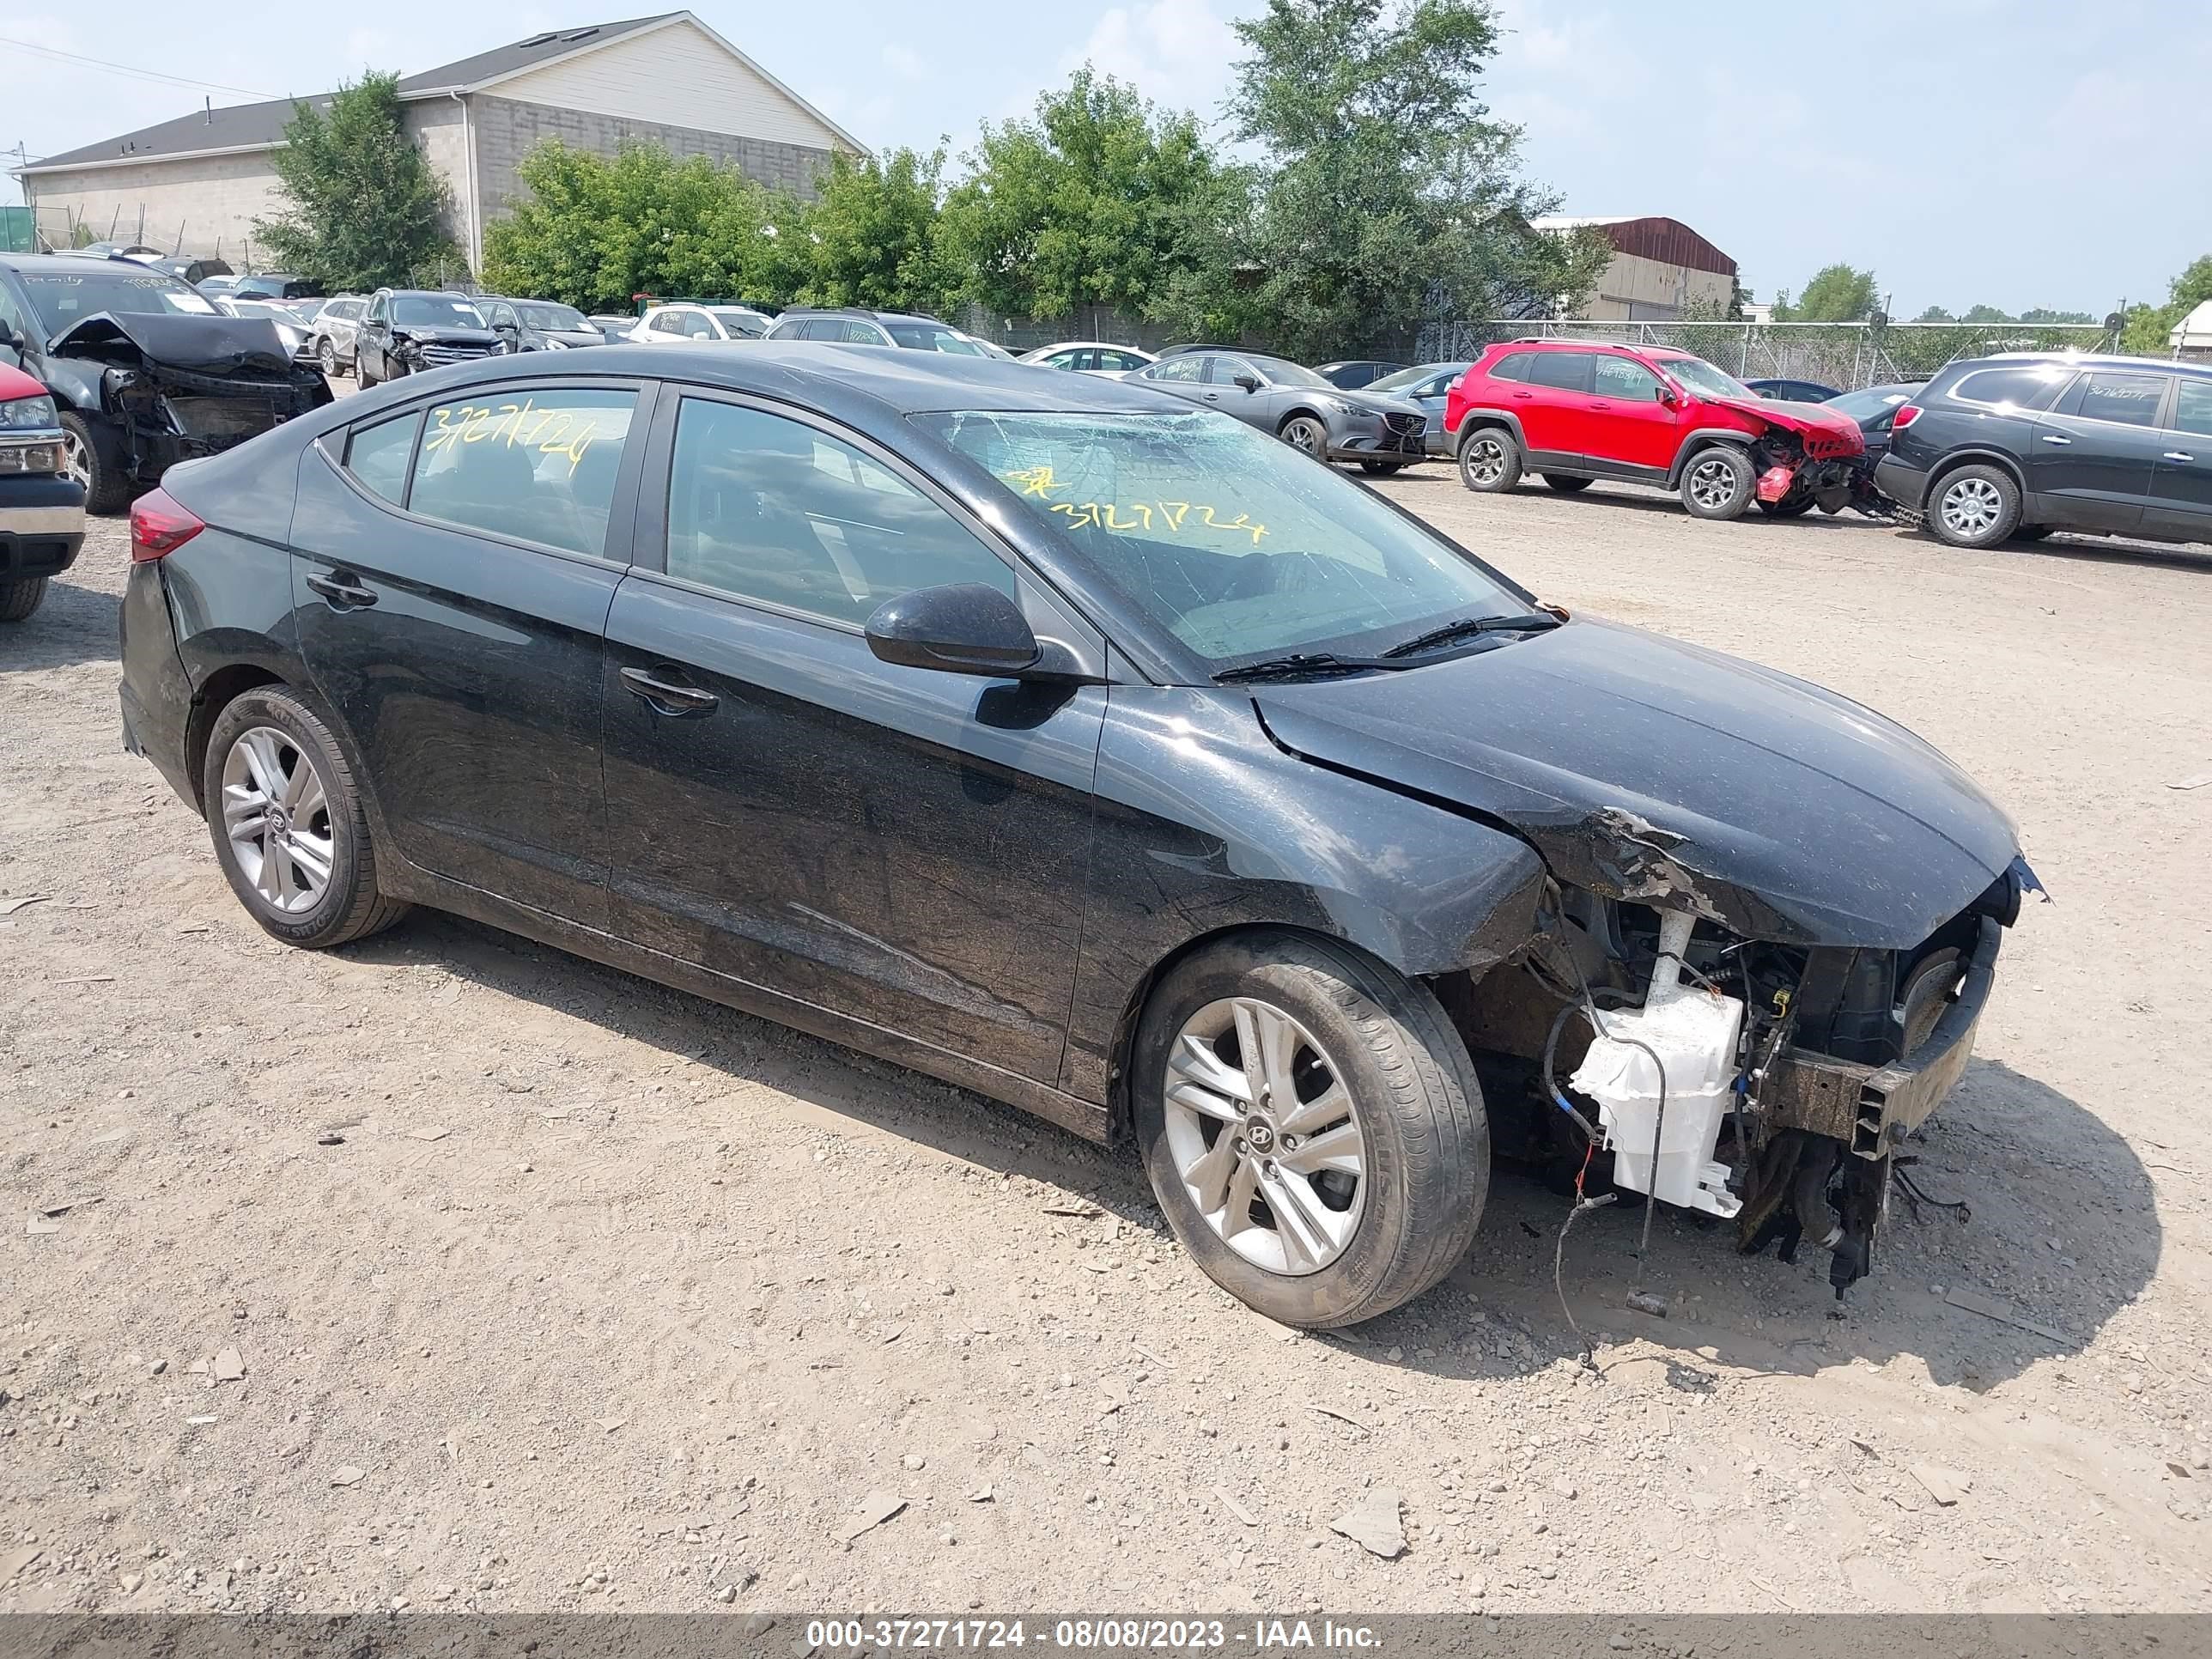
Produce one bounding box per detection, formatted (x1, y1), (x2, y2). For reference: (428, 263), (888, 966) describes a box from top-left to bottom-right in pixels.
(2019, 307), (2093, 325)
(254, 73), (464, 289)
(2120, 253), (2212, 353)
(1201, 0), (1602, 360)
(1960, 302), (2011, 325)
(1774, 264), (1878, 322)
(795, 148), (957, 313)
(939, 68), (1222, 321)
(1913, 305), (1955, 323)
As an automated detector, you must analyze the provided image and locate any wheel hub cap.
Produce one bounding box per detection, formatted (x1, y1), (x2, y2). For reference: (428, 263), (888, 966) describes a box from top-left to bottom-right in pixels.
(220, 726), (335, 915)
(1942, 478), (2000, 535)
(1690, 460), (1734, 508)
(1162, 996), (1367, 1277)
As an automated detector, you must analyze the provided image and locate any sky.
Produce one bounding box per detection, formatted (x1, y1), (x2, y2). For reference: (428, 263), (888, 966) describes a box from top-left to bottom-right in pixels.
(3, 0), (2205, 317)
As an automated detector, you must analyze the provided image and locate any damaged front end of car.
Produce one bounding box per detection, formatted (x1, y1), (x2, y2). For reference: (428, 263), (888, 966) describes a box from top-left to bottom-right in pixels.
(47, 311), (331, 484)
(1727, 402), (1891, 520)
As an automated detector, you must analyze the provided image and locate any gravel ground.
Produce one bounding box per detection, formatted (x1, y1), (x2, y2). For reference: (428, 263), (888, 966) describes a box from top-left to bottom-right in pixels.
(3, 471), (2209, 1619)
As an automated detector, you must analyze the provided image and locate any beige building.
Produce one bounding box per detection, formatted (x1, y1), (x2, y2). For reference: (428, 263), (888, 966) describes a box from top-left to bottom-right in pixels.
(11, 13), (866, 270)
(1532, 216), (1739, 321)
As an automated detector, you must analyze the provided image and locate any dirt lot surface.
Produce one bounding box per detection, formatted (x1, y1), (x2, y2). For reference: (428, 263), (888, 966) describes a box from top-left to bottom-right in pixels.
(4, 471), (2209, 1620)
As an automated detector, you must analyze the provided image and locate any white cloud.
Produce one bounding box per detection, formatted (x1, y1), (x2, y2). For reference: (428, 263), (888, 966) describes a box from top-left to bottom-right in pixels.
(1055, 0), (1240, 118)
(881, 42), (927, 82)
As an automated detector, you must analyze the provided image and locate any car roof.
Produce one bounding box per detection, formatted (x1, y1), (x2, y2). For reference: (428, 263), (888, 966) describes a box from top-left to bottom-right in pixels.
(315, 341), (1179, 423)
(1, 252), (196, 276)
(1953, 350), (2212, 381)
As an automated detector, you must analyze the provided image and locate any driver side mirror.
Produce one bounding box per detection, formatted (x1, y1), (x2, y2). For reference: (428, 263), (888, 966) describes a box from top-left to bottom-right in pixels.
(1233, 374), (1261, 392)
(1656, 384), (1680, 407)
(0, 318), (18, 360)
(865, 582), (1041, 678)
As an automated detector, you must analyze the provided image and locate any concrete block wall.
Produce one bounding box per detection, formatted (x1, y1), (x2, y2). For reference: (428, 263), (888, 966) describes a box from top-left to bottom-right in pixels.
(469, 94), (837, 226)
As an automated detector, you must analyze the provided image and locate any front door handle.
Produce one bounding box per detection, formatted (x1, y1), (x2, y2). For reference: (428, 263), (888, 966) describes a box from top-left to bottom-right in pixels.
(2164, 451), (2195, 463)
(620, 665), (719, 718)
(1589, 401), (1612, 410)
(305, 570), (377, 609)
(2039, 434), (2073, 446)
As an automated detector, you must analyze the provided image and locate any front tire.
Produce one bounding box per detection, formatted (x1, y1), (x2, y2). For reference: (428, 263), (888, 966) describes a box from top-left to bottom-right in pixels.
(318, 337), (338, 376)
(1457, 426), (1522, 493)
(59, 412), (133, 515)
(356, 354), (379, 389)
(1279, 414), (1329, 461)
(1133, 931), (1488, 1328)
(1928, 463), (2021, 549)
(1757, 495), (1814, 519)
(202, 686), (410, 949)
(0, 576), (49, 622)
(1679, 446), (1755, 520)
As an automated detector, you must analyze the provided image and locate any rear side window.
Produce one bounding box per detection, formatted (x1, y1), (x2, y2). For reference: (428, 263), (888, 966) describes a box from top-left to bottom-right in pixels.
(408, 388), (636, 557)
(2172, 380), (2212, 438)
(2068, 372), (2166, 428)
(1526, 351), (1593, 393)
(1486, 351), (1535, 382)
(1146, 356), (1204, 383)
(1948, 366), (2069, 412)
(345, 414), (418, 506)
(664, 398), (1014, 625)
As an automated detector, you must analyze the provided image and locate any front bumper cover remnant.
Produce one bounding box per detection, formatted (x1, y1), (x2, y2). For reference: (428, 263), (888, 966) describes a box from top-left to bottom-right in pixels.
(1763, 914), (2000, 1157)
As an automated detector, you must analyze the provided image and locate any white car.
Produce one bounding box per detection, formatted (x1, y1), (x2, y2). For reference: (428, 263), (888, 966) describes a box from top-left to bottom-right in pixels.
(1017, 340), (1158, 379)
(627, 304), (771, 345)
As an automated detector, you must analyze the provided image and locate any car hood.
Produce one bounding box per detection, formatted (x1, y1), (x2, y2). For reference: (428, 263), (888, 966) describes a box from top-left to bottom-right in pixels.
(393, 326), (501, 347)
(1334, 388), (1427, 419)
(48, 310), (298, 375)
(1709, 394), (1863, 445)
(1251, 618), (2021, 949)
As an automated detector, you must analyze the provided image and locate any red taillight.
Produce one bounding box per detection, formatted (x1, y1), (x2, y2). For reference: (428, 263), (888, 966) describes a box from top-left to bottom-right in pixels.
(130, 489), (205, 562)
(1891, 403), (1923, 431)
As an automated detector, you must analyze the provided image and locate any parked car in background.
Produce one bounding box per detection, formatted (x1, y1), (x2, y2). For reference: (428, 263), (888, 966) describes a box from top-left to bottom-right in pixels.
(72, 242), (163, 259)
(0, 252), (331, 513)
(113, 342), (2036, 1325)
(1366, 362), (1472, 455)
(1876, 353), (2212, 550)
(1018, 341), (1158, 378)
(137, 255), (233, 287)
(763, 308), (996, 354)
(1316, 360), (1409, 391)
(196, 274), (241, 296)
(211, 296), (318, 366)
(1132, 349), (1430, 472)
(228, 273), (319, 301)
(1445, 339), (1869, 520)
(483, 298), (605, 351)
(1746, 377), (1842, 404)
(1824, 381), (1924, 468)
(628, 303), (771, 344)
(965, 335), (1016, 361)
(354, 290), (499, 386)
(0, 359), (84, 622)
(588, 313), (638, 343)
(307, 296), (368, 374)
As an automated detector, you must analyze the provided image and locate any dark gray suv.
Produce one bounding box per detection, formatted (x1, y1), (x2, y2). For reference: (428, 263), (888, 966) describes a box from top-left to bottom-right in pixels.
(1129, 349), (1429, 474)
(1876, 353), (2212, 549)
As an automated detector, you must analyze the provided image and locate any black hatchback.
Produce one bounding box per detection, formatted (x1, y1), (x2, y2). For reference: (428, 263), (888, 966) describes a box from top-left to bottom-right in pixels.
(118, 344), (2035, 1325)
(1877, 352), (2212, 549)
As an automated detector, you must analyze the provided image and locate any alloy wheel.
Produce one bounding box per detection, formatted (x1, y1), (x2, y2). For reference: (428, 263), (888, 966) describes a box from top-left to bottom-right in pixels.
(220, 726), (336, 915)
(1463, 435), (1508, 485)
(1940, 476), (2003, 539)
(1686, 456), (1741, 512)
(1161, 996), (1366, 1276)
(1283, 418), (1326, 459)
(61, 428), (92, 492)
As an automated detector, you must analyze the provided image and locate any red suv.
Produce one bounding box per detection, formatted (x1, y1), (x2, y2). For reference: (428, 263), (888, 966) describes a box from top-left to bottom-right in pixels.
(1444, 340), (1871, 520)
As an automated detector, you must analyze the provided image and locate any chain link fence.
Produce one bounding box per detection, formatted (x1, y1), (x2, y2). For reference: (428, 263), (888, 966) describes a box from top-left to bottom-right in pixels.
(1415, 318), (2119, 390)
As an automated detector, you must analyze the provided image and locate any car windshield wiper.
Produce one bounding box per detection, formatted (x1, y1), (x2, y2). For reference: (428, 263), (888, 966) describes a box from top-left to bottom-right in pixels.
(1212, 653), (1416, 684)
(1379, 611), (1563, 659)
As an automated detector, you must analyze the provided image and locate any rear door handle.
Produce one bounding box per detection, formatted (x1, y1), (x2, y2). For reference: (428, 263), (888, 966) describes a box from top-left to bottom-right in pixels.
(2164, 451), (2196, 463)
(1511, 391), (1533, 400)
(2039, 434), (2072, 445)
(620, 665), (719, 718)
(1589, 401), (1612, 410)
(305, 570), (377, 609)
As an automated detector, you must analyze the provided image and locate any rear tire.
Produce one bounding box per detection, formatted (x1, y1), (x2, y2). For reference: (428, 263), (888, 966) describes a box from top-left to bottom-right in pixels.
(59, 412), (133, 515)
(202, 685), (410, 950)
(1541, 473), (1593, 493)
(1133, 931), (1488, 1328)
(1927, 463), (2021, 549)
(0, 576), (49, 622)
(1679, 446), (1755, 520)
(1457, 426), (1522, 493)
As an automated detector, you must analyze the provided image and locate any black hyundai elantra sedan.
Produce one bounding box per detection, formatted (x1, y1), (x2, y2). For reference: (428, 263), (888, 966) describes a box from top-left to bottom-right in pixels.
(117, 344), (2036, 1326)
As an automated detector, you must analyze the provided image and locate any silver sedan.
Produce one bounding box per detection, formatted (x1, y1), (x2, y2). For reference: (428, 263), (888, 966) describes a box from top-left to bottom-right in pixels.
(1129, 350), (1431, 473)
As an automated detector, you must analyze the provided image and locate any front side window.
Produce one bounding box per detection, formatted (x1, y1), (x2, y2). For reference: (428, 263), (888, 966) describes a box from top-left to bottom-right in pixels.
(682, 313), (719, 339)
(921, 409), (1528, 671)
(2070, 372), (2166, 428)
(665, 398), (1014, 625)
(1102, 350), (1148, 371)
(518, 302), (587, 331)
(2172, 379), (2212, 438)
(345, 413), (418, 506)
(368, 295), (388, 322)
(408, 388), (636, 557)
(1593, 356), (1664, 401)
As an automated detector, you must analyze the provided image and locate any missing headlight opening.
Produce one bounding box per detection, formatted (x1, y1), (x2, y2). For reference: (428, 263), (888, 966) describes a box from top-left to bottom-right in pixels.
(1442, 848), (2040, 1316)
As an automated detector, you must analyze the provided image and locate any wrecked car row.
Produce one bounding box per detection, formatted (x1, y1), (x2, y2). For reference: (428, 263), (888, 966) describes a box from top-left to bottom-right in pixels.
(117, 343), (2037, 1325)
